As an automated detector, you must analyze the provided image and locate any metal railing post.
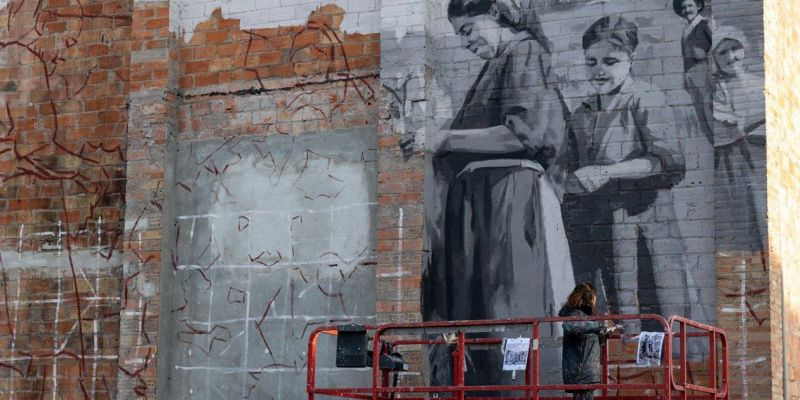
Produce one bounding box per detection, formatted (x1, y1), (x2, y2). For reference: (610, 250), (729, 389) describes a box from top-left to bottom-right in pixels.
(455, 331), (465, 400)
(601, 338), (609, 400)
(709, 332), (717, 400)
(533, 321), (540, 400)
(373, 328), (382, 400)
(681, 322), (688, 400)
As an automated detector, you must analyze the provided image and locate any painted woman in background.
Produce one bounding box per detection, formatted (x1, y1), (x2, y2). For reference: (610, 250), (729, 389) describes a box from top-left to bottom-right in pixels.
(674, 0), (713, 144)
(710, 27), (767, 254)
(565, 15), (687, 331)
(424, 0), (574, 388)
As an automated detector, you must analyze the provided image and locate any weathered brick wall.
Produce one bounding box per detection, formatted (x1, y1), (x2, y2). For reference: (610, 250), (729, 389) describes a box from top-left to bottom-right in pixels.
(0, 0), (131, 398)
(766, 0), (800, 398)
(712, 2), (771, 398)
(395, 0), (770, 397)
(0, 0), (787, 398)
(374, 0), (431, 388)
(116, 1), (174, 399)
(155, 3), (382, 399)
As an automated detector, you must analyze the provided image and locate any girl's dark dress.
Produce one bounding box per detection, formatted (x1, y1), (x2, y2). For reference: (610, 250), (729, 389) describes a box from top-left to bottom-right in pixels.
(682, 16), (713, 143)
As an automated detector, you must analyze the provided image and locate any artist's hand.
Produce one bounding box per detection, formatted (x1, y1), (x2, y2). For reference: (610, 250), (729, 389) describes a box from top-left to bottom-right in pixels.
(571, 166), (610, 193)
(600, 325), (622, 337)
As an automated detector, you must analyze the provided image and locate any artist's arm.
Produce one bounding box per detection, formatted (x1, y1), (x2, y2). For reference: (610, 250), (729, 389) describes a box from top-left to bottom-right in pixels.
(434, 124), (527, 155)
(563, 311), (603, 337)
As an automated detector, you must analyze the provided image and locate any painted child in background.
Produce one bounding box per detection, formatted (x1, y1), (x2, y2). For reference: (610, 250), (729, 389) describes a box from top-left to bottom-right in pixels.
(710, 26), (767, 254)
(565, 15), (687, 331)
(674, 0), (713, 144)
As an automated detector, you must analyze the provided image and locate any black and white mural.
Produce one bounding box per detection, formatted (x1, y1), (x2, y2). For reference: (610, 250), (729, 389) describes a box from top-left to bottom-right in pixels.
(420, 0), (766, 387)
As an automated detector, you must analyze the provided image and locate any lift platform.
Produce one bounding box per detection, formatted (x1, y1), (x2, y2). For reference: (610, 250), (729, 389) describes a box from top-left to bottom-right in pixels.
(307, 314), (728, 399)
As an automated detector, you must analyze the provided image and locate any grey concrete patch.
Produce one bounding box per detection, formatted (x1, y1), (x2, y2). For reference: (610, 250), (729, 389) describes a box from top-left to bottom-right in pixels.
(158, 129), (378, 400)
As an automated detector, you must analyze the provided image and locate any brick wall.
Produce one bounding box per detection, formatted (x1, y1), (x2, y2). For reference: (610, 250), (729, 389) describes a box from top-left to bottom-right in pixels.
(156, 3), (382, 399)
(712, 3), (771, 398)
(116, 1), (174, 399)
(403, 0), (771, 397)
(766, 0), (800, 397)
(0, 0), (131, 398)
(0, 0), (790, 398)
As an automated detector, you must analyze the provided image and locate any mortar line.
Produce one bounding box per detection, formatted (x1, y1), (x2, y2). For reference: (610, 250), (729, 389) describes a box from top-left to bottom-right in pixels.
(173, 202), (377, 220)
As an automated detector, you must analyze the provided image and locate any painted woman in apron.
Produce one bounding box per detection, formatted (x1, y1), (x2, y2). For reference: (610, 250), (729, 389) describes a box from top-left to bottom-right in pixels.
(710, 26), (767, 256)
(424, 0), (574, 389)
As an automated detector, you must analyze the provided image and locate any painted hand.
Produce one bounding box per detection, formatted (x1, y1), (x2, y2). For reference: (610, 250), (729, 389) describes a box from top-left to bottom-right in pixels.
(572, 166), (610, 193)
(431, 130), (450, 155)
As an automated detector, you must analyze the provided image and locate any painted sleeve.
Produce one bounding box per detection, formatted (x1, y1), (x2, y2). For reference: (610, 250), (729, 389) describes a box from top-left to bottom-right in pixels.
(741, 73), (766, 138)
(632, 90), (686, 188)
(500, 40), (566, 167)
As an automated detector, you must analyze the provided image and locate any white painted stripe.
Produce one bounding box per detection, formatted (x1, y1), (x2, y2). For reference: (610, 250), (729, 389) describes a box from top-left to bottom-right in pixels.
(174, 365), (370, 373)
(396, 207), (404, 301)
(738, 260), (749, 399)
(174, 202), (377, 220)
(52, 273), (61, 400)
(732, 357), (766, 367)
(181, 315), (374, 325)
(176, 259), (374, 270)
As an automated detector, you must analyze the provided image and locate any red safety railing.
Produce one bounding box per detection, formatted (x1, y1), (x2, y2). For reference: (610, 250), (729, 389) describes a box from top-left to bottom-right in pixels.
(668, 316), (729, 399)
(307, 315), (728, 400)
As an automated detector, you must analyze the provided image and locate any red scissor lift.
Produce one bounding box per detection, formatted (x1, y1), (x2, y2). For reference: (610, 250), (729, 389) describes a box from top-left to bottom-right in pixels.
(307, 314), (728, 399)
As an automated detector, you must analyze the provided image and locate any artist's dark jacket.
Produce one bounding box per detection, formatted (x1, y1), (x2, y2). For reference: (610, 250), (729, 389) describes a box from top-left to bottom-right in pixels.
(559, 307), (603, 388)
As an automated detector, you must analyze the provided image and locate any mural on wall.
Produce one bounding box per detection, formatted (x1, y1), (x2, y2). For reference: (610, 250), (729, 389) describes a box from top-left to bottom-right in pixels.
(564, 14), (699, 329)
(422, 0), (767, 387)
(424, 0), (574, 387)
(710, 25), (767, 253)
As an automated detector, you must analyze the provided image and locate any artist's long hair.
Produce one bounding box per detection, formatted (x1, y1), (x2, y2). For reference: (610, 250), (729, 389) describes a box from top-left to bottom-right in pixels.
(564, 282), (597, 316)
(447, 0), (554, 54)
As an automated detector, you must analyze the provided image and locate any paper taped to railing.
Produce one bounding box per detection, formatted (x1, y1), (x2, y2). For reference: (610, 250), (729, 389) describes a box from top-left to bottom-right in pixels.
(636, 332), (665, 366)
(501, 338), (530, 371)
